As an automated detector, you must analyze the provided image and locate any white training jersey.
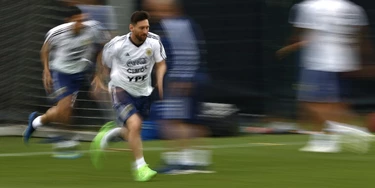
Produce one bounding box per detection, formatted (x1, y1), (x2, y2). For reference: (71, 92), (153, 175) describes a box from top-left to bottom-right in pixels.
(289, 0), (368, 72)
(44, 20), (110, 74)
(102, 32), (166, 97)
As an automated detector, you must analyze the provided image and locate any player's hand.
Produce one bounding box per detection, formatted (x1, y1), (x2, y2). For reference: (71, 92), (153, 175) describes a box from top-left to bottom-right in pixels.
(43, 69), (53, 94)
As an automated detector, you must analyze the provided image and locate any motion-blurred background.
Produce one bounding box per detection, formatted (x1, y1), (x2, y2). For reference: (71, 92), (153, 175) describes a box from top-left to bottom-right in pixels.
(2, 0), (375, 135)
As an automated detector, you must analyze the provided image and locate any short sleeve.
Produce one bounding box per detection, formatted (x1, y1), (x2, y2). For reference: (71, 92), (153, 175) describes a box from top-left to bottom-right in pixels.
(44, 29), (59, 48)
(351, 6), (368, 26)
(289, 3), (316, 29)
(153, 39), (167, 63)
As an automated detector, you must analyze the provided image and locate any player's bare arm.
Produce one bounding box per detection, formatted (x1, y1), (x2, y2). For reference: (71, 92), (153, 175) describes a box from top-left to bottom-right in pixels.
(92, 51), (109, 92)
(155, 60), (166, 99)
(40, 42), (52, 93)
(276, 28), (308, 60)
(276, 41), (308, 60)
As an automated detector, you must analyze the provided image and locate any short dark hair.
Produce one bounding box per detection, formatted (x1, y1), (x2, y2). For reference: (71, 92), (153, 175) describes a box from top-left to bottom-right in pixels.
(63, 6), (82, 19)
(130, 11), (150, 25)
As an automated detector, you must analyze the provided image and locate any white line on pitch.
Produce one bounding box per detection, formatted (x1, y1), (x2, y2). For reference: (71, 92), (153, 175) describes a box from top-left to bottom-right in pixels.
(0, 142), (303, 157)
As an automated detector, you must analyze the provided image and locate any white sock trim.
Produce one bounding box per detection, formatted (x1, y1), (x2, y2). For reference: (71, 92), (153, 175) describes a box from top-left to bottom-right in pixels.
(135, 157), (146, 169)
(32, 116), (43, 128)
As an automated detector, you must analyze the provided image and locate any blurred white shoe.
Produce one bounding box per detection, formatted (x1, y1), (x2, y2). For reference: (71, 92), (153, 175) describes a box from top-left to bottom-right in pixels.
(317, 137), (341, 153)
(300, 134), (341, 153)
(326, 121), (373, 154)
(299, 140), (320, 152)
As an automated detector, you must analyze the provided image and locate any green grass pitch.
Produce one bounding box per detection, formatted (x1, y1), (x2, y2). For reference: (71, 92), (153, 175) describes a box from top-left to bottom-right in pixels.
(0, 135), (374, 188)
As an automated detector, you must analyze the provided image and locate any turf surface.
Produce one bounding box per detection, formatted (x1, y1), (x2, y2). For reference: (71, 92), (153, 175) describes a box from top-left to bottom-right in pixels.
(0, 135), (374, 188)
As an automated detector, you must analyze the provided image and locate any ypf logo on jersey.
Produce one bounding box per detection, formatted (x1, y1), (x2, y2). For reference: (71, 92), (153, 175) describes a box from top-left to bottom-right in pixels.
(128, 75), (147, 82)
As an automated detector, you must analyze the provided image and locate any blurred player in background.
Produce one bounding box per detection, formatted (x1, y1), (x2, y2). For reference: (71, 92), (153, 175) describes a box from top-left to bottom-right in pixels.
(77, 3), (118, 122)
(91, 11), (167, 181)
(143, 0), (212, 173)
(23, 6), (110, 143)
(78, 4), (118, 36)
(277, 0), (373, 152)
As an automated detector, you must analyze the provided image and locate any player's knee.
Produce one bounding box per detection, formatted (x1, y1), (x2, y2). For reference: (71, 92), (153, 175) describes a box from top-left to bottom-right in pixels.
(57, 95), (74, 110)
(53, 97), (73, 124)
(126, 114), (142, 132)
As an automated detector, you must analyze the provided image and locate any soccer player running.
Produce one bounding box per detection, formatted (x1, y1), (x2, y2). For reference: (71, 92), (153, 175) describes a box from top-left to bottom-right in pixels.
(277, 0), (373, 152)
(144, 0), (212, 173)
(23, 6), (110, 143)
(90, 11), (167, 181)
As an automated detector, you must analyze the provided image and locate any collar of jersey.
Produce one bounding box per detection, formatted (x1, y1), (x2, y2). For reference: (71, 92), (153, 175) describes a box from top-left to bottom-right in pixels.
(129, 35), (145, 47)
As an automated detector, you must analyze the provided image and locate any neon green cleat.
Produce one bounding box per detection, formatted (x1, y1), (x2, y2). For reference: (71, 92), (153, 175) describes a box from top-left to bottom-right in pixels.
(90, 121), (117, 169)
(99, 121), (117, 132)
(133, 164), (157, 182)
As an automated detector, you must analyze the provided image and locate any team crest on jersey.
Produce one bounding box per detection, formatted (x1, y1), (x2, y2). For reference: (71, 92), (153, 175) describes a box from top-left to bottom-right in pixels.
(145, 48), (152, 56)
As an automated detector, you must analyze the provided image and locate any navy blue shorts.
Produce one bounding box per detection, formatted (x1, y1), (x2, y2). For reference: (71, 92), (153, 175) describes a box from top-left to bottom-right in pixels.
(110, 87), (150, 125)
(157, 83), (201, 123)
(297, 69), (350, 103)
(49, 71), (85, 103)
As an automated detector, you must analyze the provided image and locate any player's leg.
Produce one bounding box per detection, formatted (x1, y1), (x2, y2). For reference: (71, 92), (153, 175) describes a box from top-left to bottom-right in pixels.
(125, 112), (157, 181)
(24, 71), (83, 143)
(156, 85), (191, 169)
(41, 94), (75, 125)
(157, 84), (212, 173)
(331, 75), (361, 125)
(323, 76), (373, 153)
(298, 70), (343, 152)
(300, 102), (342, 152)
(91, 87), (156, 181)
(34, 71), (82, 125)
(126, 113), (144, 162)
(190, 81), (213, 168)
(129, 94), (159, 180)
(90, 87), (133, 166)
(182, 103), (213, 169)
(166, 122), (212, 171)
(176, 94), (212, 170)
(301, 100), (372, 153)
